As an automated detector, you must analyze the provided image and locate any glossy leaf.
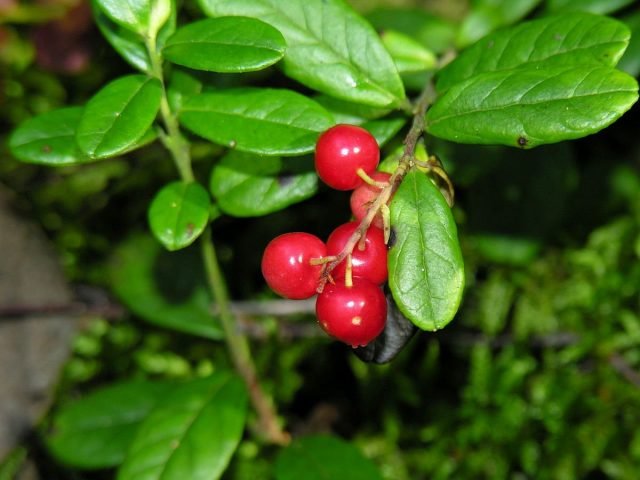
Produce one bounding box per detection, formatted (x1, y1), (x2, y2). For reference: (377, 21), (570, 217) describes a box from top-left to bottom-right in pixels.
(93, 5), (151, 73)
(275, 435), (383, 480)
(9, 107), (88, 166)
(438, 13), (631, 93)
(457, 0), (542, 48)
(361, 117), (406, 147)
(117, 373), (248, 480)
(167, 69), (203, 112)
(180, 88), (334, 155)
(109, 235), (223, 339)
(210, 151), (316, 217)
(367, 8), (456, 54)
(47, 381), (172, 469)
(163, 17), (285, 73)
(313, 95), (390, 124)
(76, 75), (162, 159)
(388, 171), (464, 331)
(427, 65), (638, 148)
(545, 0), (636, 15)
(198, 0), (405, 108)
(148, 181), (210, 251)
(93, 0), (150, 34)
(381, 29), (436, 73)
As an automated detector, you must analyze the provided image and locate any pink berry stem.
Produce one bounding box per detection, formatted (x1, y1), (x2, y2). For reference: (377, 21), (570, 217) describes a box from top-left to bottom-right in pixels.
(317, 79), (440, 292)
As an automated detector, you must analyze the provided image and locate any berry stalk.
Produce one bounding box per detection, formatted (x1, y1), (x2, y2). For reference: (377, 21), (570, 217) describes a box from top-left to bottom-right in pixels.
(318, 78), (439, 290)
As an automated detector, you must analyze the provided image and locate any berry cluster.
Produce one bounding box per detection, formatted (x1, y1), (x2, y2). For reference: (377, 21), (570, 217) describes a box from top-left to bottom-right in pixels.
(261, 124), (392, 347)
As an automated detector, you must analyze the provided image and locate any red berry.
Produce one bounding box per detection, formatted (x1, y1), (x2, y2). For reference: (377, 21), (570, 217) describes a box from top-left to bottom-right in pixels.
(326, 221), (388, 284)
(316, 279), (387, 347)
(261, 232), (326, 299)
(315, 124), (380, 190)
(349, 172), (392, 229)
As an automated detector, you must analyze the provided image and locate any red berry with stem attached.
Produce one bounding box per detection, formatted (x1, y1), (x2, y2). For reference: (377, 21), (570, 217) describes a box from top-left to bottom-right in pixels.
(315, 124), (380, 190)
(261, 232), (326, 299)
(326, 221), (388, 284)
(350, 171), (392, 229)
(316, 278), (387, 347)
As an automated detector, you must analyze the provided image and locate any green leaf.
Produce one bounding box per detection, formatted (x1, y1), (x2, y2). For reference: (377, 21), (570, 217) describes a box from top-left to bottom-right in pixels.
(313, 95), (390, 124)
(180, 88), (334, 155)
(361, 117), (406, 147)
(76, 75), (162, 159)
(148, 181), (210, 251)
(381, 29), (436, 73)
(210, 151), (317, 217)
(109, 235), (223, 339)
(367, 8), (456, 54)
(198, 0), (405, 108)
(93, 5), (151, 73)
(275, 435), (383, 480)
(619, 11), (640, 77)
(167, 69), (203, 112)
(427, 65), (638, 148)
(438, 13), (632, 93)
(46, 380), (173, 469)
(117, 373), (247, 480)
(457, 0), (542, 48)
(9, 107), (88, 166)
(163, 17), (285, 73)
(545, 0), (636, 15)
(93, 0), (155, 34)
(388, 171), (464, 331)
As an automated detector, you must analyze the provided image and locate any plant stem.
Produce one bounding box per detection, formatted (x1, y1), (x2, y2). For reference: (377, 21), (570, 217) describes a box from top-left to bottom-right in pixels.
(146, 38), (194, 182)
(201, 229), (290, 445)
(146, 38), (290, 445)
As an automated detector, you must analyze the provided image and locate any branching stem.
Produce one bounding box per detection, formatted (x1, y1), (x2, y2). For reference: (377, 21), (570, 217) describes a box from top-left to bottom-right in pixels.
(146, 38), (289, 446)
(318, 79), (438, 290)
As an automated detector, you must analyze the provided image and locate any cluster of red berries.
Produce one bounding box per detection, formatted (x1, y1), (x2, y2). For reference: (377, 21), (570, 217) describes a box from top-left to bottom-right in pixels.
(261, 124), (392, 348)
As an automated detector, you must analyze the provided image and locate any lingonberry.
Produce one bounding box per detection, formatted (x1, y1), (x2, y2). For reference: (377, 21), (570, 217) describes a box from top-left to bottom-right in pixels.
(261, 232), (326, 299)
(315, 124), (380, 190)
(316, 278), (387, 347)
(349, 171), (392, 229)
(326, 221), (388, 284)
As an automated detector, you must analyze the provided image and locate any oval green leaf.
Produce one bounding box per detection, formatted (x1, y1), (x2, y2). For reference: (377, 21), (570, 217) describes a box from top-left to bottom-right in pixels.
(109, 234), (222, 339)
(93, 0), (150, 34)
(367, 8), (456, 55)
(438, 13), (631, 92)
(93, 4), (151, 73)
(180, 88), (334, 155)
(275, 435), (383, 480)
(381, 29), (436, 73)
(210, 151), (317, 217)
(9, 107), (89, 166)
(427, 65), (639, 149)
(76, 75), (162, 159)
(148, 181), (210, 251)
(361, 117), (406, 147)
(388, 171), (464, 331)
(167, 69), (203, 112)
(545, 0), (636, 15)
(46, 380), (173, 469)
(198, 0), (405, 108)
(163, 17), (285, 72)
(456, 0), (542, 48)
(117, 373), (248, 480)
